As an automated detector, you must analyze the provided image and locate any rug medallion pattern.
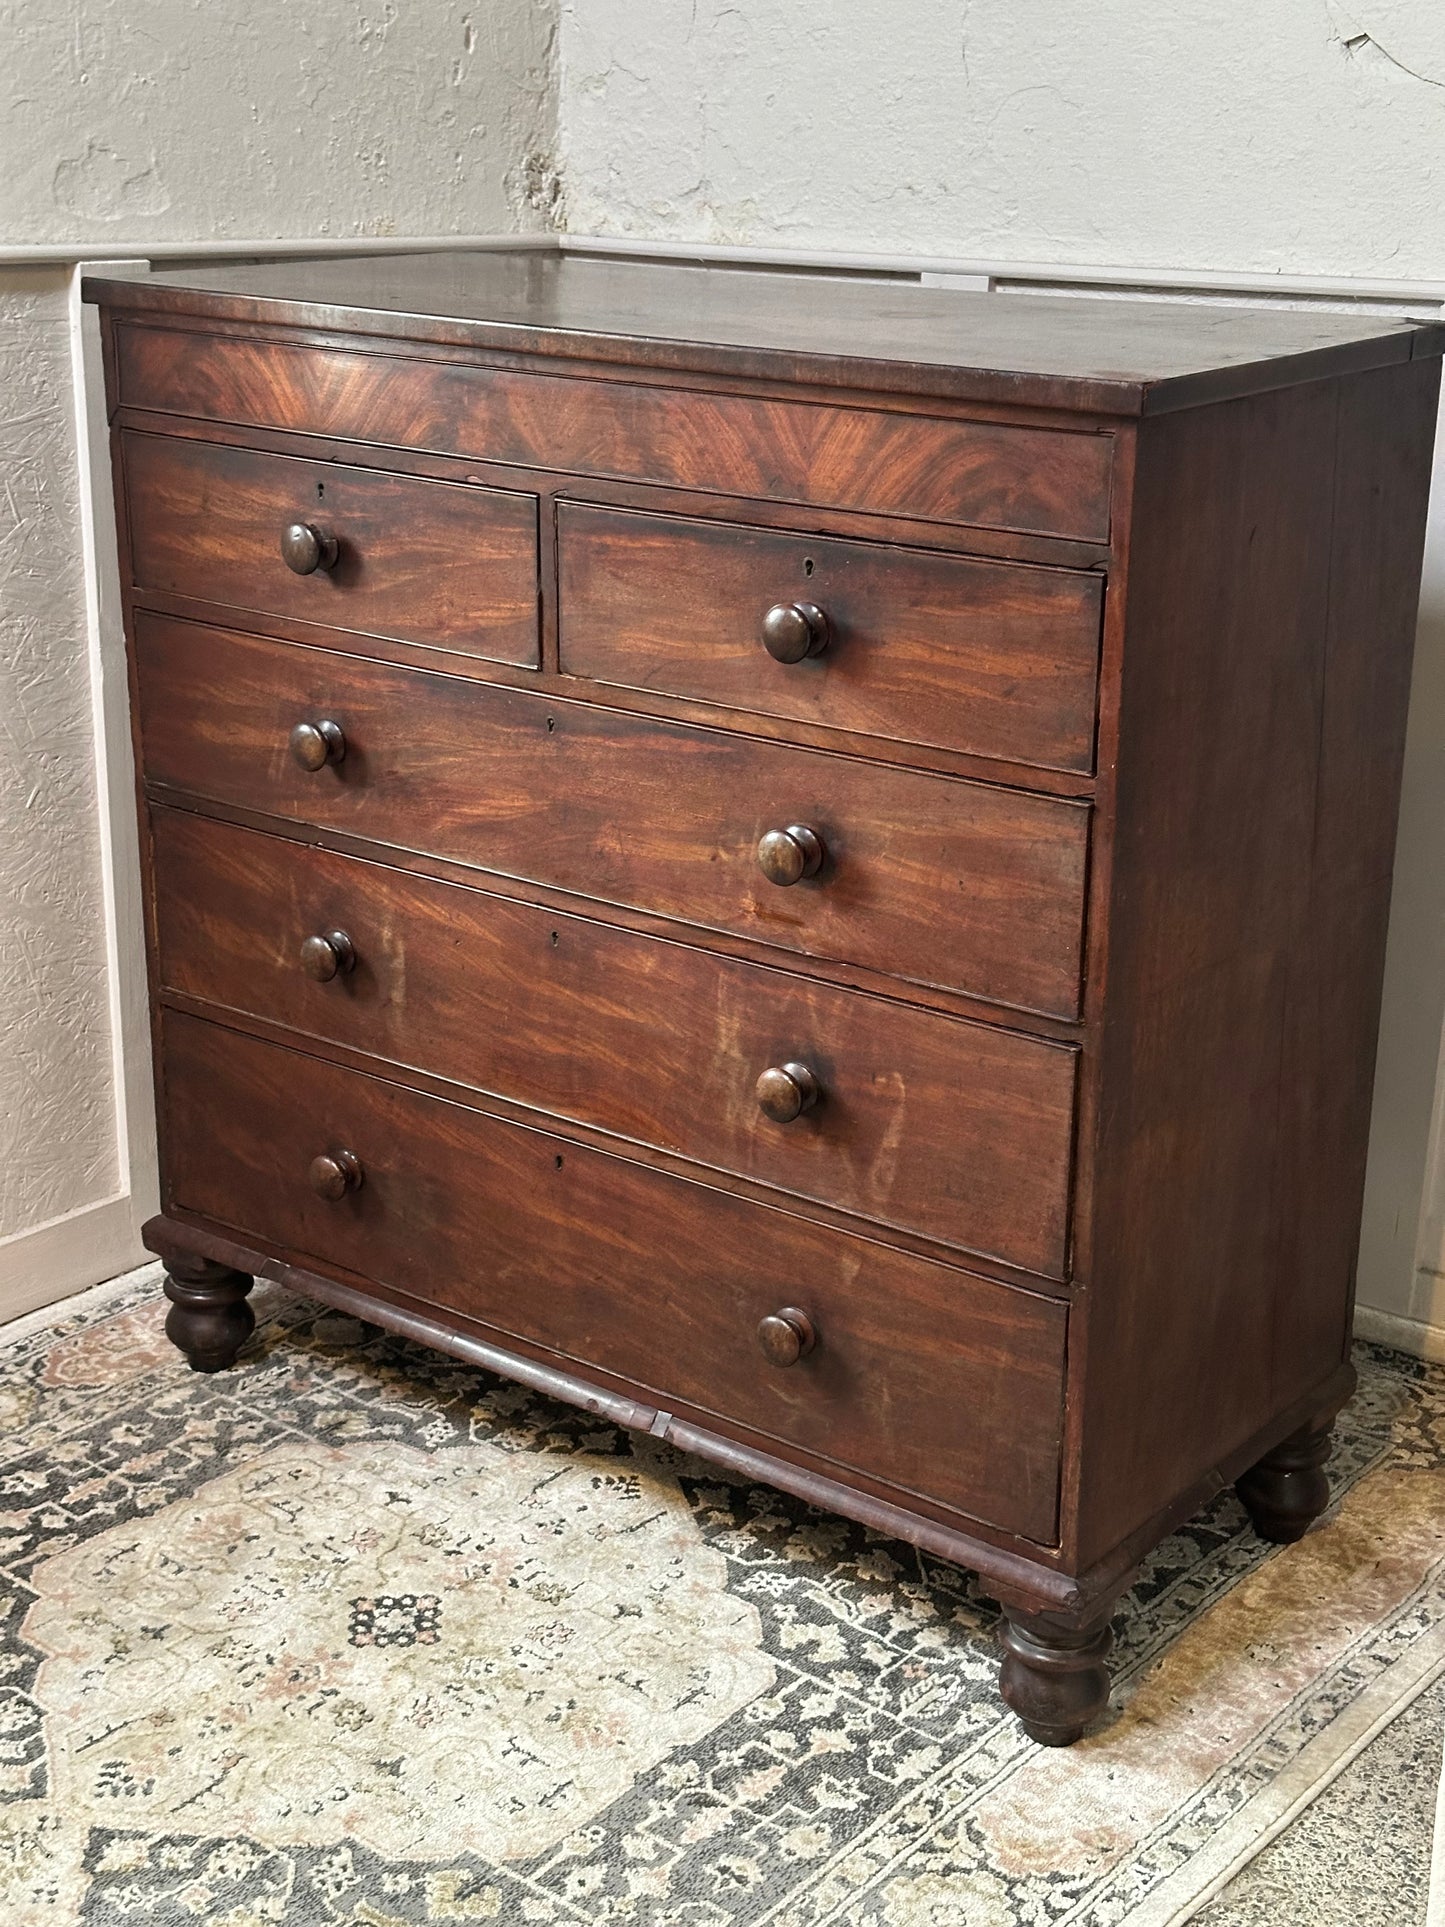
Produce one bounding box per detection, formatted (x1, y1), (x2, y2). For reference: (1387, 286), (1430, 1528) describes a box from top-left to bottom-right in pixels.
(1, 1275), (1442, 1925)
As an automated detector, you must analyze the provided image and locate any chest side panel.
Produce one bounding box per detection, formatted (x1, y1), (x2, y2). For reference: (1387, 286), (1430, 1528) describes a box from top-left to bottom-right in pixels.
(1072, 358), (1440, 1567)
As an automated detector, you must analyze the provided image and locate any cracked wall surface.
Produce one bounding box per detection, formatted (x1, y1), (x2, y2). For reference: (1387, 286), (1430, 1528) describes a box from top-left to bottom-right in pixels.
(1, 3), (560, 1254)
(557, 0), (1445, 279)
(3, 0), (561, 245)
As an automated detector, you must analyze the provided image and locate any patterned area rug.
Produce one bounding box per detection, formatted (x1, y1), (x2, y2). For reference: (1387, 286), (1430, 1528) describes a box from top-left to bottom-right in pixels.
(2, 1268), (1443, 1927)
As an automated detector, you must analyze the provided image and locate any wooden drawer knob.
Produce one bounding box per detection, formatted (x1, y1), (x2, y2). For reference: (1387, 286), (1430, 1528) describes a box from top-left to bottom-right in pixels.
(289, 719), (346, 771)
(757, 1306), (816, 1367)
(300, 930), (356, 981)
(757, 824), (824, 886)
(281, 521), (339, 575)
(762, 600), (829, 663)
(309, 1149), (363, 1200)
(756, 1061), (820, 1122)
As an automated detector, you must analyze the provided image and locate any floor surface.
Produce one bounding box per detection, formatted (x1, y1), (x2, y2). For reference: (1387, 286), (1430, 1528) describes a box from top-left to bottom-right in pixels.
(1199, 1673), (1443, 1926)
(2, 1272), (1442, 1925)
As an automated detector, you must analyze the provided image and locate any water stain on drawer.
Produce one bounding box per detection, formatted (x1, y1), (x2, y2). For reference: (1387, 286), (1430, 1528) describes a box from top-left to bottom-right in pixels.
(151, 808), (1079, 1275)
(135, 614), (1090, 1019)
(161, 1010), (1068, 1543)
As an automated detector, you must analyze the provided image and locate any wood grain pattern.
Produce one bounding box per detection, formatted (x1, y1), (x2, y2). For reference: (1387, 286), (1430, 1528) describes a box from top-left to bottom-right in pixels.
(1274, 357), (1442, 1391)
(89, 249), (1444, 416)
(124, 431), (539, 667)
(558, 502), (1103, 773)
(113, 405), (1117, 577)
(1070, 372), (1436, 1568)
(150, 808), (1078, 1273)
(160, 1010), (1069, 1542)
(134, 614), (1091, 1017)
(113, 324), (1115, 541)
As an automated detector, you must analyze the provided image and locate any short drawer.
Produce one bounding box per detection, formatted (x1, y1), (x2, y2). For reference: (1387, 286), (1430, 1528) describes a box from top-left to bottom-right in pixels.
(135, 615), (1090, 1017)
(152, 810), (1078, 1274)
(115, 324), (1115, 542)
(161, 1011), (1068, 1542)
(559, 504), (1103, 773)
(123, 432), (540, 668)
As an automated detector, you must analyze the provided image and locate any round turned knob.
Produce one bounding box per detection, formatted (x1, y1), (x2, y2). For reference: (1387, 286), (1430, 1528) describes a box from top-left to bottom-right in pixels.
(280, 521), (339, 575)
(756, 1061), (820, 1123)
(289, 719), (346, 772)
(762, 600), (829, 664)
(756, 824), (825, 886)
(308, 1149), (363, 1201)
(757, 1306), (817, 1367)
(299, 930), (357, 982)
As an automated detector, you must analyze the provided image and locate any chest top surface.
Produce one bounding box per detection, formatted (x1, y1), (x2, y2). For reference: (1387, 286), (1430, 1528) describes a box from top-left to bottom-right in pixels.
(84, 248), (1445, 416)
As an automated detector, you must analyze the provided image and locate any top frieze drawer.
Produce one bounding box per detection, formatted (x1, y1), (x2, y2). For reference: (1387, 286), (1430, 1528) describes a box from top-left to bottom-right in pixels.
(112, 324), (1116, 544)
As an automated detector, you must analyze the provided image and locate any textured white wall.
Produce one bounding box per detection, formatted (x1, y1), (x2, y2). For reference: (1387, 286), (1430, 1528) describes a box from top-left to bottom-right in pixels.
(0, 2), (559, 1312)
(0, 271), (118, 1237)
(4, 0), (561, 244)
(559, 0), (1445, 280)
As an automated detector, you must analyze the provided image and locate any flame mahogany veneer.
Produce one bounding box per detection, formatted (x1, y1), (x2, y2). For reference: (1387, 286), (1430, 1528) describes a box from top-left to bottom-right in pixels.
(87, 250), (1444, 1744)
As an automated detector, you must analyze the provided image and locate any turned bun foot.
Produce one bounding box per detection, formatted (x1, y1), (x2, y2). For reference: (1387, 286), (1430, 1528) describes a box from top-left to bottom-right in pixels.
(998, 1608), (1114, 1746)
(1236, 1420), (1335, 1543)
(162, 1253), (256, 1373)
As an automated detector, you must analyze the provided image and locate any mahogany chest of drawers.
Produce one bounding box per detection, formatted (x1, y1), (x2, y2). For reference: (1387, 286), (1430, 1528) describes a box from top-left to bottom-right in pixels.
(86, 252), (1443, 1743)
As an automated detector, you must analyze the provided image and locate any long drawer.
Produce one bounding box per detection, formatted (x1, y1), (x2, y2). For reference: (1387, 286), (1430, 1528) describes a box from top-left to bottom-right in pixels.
(114, 324), (1115, 542)
(151, 809), (1078, 1274)
(124, 432), (540, 668)
(134, 614), (1090, 1017)
(160, 1011), (1068, 1541)
(558, 502), (1103, 773)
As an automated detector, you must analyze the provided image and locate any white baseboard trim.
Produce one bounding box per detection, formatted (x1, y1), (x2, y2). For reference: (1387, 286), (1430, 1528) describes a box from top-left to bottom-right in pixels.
(1353, 1303), (1445, 1363)
(0, 1258), (161, 1350)
(0, 1198), (149, 1326)
(9, 228), (1440, 312)
(561, 232), (1445, 311)
(0, 233), (552, 269)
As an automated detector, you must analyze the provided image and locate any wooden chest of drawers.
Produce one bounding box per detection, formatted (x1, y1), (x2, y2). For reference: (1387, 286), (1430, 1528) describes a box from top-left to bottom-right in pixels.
(86, 252), (1443, 1743)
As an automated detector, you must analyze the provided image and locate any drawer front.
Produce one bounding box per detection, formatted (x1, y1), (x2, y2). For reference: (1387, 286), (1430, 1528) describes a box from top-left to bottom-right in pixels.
(136, 616), (1089, 1017)
(124, 432), (540, 668)
(115, 324), (1115, 542)
(161, 1012), (1068, 1541)
(559, 503), (1103, 773)
(152, 809), (1078, 1275)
